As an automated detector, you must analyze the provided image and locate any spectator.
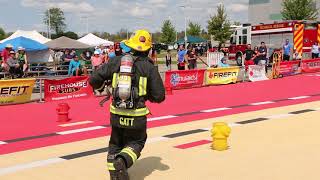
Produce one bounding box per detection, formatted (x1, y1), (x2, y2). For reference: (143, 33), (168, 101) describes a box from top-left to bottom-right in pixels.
(16, 47), (28, 77)
(257, 42), (267, 65)
(243, 44), (256, 71)
(81, 49), (93, 69)
(218, 57), (230, 68)
(282, 39), (293, 61)
(81, 49), (92, 62)
(187, 48), (198, 70)
(177, 45), (187, 70)
(95, 46), (102, 54)
(150, 48), (158, 65)
(7, 50), (23, 78)
(61, 49), (74, 66)
(91, 50), (103, 70)
(312, 42), (319, 59)
(68, 55), (87, 76)
(165, 50), (172, 70)
(114, 42), (122, 56)
(1, 44), (13, 72)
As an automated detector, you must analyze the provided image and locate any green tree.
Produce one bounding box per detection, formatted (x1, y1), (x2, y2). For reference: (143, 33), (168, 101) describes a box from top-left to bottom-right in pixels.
(0, 27), (5, 40)
(232, 21), (241, 26)
(200, 29), (210, 40)
(281, 0), (319, 20)
(160, 20), (176, 44)
(187, 22), (201, 37)
(207, 4), (232, 49)
(63, 31), (79, 39)
(43, 7), (66, 35)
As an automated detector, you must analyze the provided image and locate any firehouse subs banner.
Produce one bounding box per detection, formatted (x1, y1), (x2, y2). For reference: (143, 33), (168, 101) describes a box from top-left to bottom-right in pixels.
(301, 59), (320, 73)
(0, 79), (36, 104)
(44, 76), (93, 102)
(279, 61), (300, 76)
(205, 67), (240, 85)
(248, 65), (269, 82)
(165, 69), (205, 89)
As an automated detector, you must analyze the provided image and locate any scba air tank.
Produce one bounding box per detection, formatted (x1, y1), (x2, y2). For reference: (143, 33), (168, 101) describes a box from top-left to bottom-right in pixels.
(117, 55), (134, 108)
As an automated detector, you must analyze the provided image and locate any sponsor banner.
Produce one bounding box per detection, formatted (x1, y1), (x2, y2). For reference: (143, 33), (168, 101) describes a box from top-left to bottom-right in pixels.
(301, 58), (320, 73)
(248, 65), (269, 82)
(279, 61), (300, 76)
(165, 69), (205, 89)
(0, 79), (36, 105)
(205, 67), (240, 85)
(44, 76), (93, 102)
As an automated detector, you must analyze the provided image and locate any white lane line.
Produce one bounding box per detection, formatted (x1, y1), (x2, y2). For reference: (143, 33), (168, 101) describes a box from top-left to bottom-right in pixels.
(0, 141), (7, 145)
(266, 114), (294, 119)
(58, 121), (93, 127)
(201, 107), (232, 113)
(147, 115), (177, 122)
(200, 128), (211, 131)
(146, 137), (170, 144)
(228, 123), (242, 127)
(288, 96), (310, 100)
(56, 126), (106, 135)
(250, 101), (275, 106)
(0, 158), (65, 176)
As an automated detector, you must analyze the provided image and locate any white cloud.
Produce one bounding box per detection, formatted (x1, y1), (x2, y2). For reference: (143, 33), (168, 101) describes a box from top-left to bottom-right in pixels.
(21, 0), (95, 13)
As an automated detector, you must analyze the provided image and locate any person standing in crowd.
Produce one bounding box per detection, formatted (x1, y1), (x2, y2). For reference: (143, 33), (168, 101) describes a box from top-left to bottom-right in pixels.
(177, 45), (187, 70)
(91, 50), (103, 70)
(218, 57), (230, 68)
(114, 43), (123, 57)
(243, 44), (256, 71)
(282, 39), (292, 61)
(165, 50), (172, 70)
(186, 48), (198, 70)
(90, 29), (165, 180)
(150, 48), (158, 65)
(257, 42), (267, 65)
(312, 42), (319, 59)
(68, 55), (87, 76)
(16, 47), (28, 77)
(1, 44), (13, 72)
(7, 50), (23, 78)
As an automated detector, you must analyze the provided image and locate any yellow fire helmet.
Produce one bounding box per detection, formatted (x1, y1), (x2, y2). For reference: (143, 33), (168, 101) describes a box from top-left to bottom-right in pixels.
(125, 29), (152, 52)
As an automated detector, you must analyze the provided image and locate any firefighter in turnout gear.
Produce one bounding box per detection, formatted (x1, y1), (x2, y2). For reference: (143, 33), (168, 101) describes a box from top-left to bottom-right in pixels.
(89, 30), (165, 180)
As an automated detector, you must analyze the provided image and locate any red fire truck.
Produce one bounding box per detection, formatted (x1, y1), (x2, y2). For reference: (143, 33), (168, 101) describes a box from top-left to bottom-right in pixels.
(228, 21), (320, 66)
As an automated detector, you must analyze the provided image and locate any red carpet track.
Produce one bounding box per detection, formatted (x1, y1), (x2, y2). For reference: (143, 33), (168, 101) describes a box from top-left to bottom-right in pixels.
(0, 74), (319, 154)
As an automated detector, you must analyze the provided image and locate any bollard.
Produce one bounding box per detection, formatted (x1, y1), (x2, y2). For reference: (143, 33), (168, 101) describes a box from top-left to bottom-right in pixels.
(56, 103), (71, 122)
(211, 122), (231, 151)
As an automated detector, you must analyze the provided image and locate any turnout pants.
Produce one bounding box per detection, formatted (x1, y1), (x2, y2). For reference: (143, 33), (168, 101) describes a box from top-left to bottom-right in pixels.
(107, 114), (147, 174)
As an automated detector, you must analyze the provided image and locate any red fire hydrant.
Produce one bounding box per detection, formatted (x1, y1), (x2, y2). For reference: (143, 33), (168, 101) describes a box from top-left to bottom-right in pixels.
(56, 103), (71, 122)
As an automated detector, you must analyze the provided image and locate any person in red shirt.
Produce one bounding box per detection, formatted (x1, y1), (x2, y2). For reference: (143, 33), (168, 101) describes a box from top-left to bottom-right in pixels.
(1, 44), (13, 72)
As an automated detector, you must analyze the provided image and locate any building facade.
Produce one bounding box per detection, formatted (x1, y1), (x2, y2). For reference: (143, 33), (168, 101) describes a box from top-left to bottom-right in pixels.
(248, 0), (320, 24)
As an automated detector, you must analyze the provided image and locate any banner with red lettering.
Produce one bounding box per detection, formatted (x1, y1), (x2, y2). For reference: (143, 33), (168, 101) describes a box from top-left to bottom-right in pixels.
(279, 61), (300, 76)
(301, 59), (320, 73)
(44, 76), (93, 102)
(165, 69), (205, 89)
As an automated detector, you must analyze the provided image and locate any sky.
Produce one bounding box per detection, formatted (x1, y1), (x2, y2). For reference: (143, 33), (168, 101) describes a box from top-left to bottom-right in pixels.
(0, 0), (249, 35)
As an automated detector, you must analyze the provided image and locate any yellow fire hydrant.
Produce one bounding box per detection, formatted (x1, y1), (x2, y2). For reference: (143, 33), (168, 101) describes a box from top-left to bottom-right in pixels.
(211, 122), (231, 151)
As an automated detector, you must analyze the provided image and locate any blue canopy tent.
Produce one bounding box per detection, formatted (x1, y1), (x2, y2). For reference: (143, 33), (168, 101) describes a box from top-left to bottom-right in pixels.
(176, 35), (206, 44)
(0, 36), (48, 52)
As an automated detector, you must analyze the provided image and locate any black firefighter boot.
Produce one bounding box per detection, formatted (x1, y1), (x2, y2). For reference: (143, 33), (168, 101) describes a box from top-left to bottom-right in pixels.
(113, 157), (130, 180)
(109, 171), (119, 180)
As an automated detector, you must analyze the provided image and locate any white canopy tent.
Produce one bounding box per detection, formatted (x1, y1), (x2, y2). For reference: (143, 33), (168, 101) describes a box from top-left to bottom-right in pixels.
(0, 30), (51, 44)
(78, 33), (114, 46)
